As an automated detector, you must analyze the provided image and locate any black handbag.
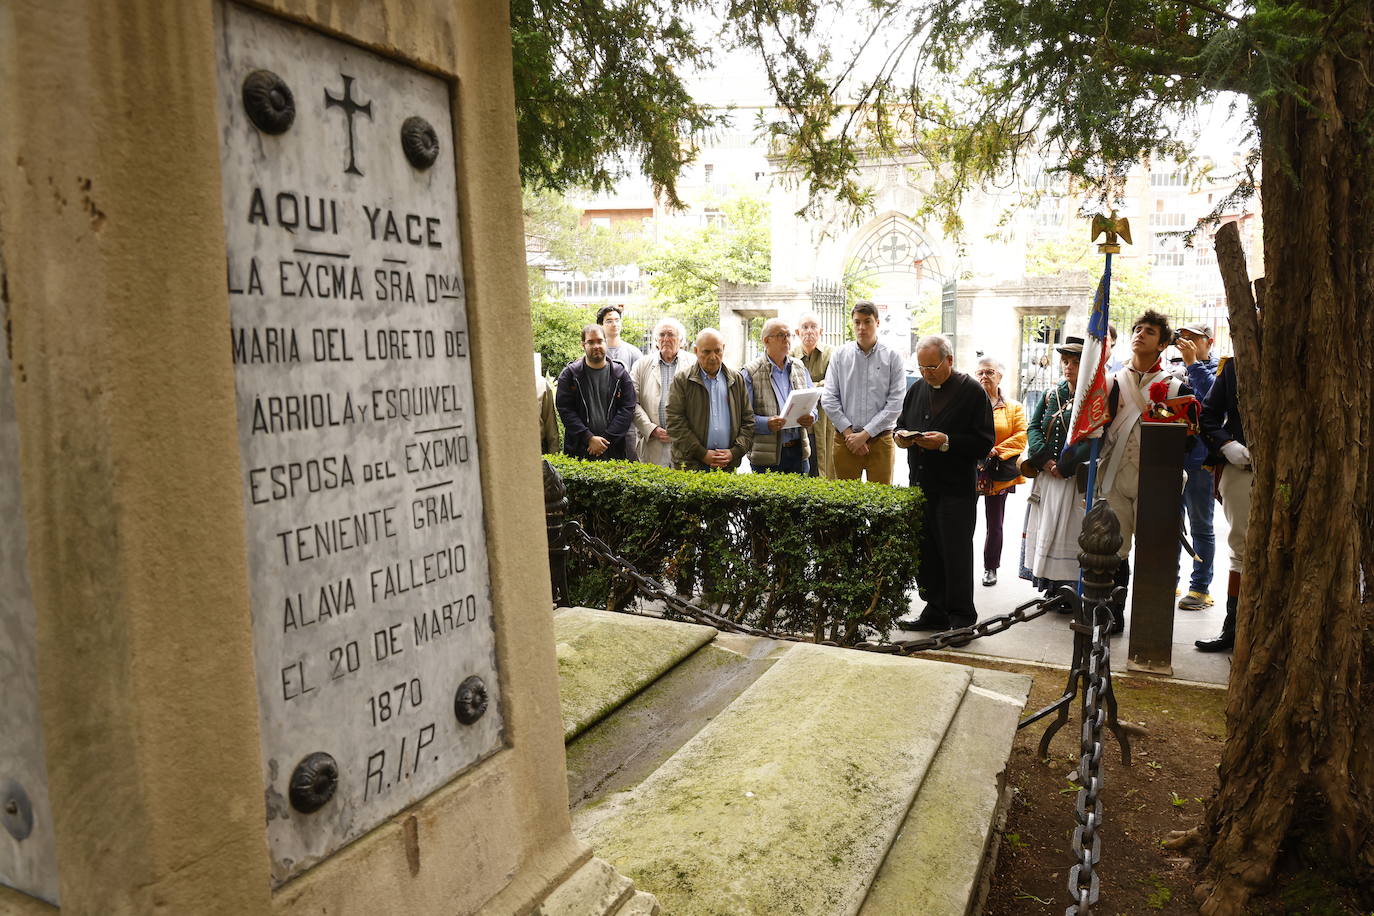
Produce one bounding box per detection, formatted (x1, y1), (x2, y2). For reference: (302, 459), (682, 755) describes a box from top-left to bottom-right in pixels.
(981, 455), (1022, 483)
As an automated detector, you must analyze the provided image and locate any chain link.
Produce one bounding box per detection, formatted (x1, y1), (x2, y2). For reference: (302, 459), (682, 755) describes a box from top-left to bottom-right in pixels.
(1065, 602), (1112, 916)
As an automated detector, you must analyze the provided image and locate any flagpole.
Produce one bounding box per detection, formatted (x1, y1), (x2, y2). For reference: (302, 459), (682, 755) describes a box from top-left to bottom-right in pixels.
(1083, 250), (1111, 512)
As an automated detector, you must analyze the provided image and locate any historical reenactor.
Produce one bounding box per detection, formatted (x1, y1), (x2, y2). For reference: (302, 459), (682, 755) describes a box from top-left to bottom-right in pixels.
(821, 302), (906, 484)
(1094, 309), (1193, 633)
(1019, 338), (1088, 598)
(555, 324), (637, 460)
(895, 334), (996, 632)
(791, 312), (835, 477)
(1195, 355), (1251, 652)
(744, 318), (816, 474)
(666, 328), (754, 471)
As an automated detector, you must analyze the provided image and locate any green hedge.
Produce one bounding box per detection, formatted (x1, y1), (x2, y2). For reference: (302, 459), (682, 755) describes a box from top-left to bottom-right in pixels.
(547, 456), (924, 644)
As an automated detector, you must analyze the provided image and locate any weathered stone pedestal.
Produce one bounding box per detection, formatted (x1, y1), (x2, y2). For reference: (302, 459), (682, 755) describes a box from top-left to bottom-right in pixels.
(0, 2), (642, 913)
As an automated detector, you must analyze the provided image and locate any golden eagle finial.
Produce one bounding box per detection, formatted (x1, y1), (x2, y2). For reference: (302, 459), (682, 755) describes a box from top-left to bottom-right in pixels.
(1091, 210), (1132, 253)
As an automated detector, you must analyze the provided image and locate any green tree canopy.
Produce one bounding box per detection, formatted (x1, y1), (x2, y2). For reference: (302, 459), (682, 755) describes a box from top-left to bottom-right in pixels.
(511, 1), (1373, 912)
(511, 0), (725, 207)
(640, 195), (771, 329)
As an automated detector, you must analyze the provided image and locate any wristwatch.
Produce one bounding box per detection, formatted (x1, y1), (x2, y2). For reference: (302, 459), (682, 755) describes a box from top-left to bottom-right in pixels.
(939, 441), (949, 452)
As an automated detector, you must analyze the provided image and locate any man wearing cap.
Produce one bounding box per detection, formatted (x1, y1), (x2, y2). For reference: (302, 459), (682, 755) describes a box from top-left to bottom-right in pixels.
(1173, 323), (1219, 610)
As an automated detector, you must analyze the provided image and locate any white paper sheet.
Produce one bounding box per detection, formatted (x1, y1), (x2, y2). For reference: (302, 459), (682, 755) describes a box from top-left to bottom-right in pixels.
(779, 388), (822, 428)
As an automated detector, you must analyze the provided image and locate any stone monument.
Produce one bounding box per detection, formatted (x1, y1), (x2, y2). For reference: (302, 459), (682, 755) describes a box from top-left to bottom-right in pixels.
(1, 1), (637, 913)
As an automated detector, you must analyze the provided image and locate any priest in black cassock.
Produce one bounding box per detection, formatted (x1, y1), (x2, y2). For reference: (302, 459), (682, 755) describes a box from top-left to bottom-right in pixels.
(895, 335), (996, 632)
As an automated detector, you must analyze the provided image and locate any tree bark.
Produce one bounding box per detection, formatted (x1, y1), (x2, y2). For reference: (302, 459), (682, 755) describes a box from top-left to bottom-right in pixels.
(1188, 9), (1374, 912)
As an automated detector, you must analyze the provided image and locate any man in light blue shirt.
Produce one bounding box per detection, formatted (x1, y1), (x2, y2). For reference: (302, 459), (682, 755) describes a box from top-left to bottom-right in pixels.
(744, 318), (816, 474)
(821, 302), (907, 483)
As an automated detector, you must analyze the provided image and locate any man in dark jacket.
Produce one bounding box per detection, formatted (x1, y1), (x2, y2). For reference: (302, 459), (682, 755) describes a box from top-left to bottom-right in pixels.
(895, 334), (996, 631)
(556, 324), (637, 460)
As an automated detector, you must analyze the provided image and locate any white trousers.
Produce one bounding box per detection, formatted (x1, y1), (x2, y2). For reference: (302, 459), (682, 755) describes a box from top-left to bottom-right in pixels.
(1218, 465), (1254, 573)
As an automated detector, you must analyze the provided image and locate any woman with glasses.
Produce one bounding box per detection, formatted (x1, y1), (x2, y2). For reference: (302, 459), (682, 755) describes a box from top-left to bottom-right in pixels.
(973, 357), (1027, 586)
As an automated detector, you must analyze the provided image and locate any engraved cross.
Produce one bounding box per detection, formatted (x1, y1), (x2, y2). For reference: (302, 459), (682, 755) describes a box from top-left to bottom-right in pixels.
(324, 74), (373, 177)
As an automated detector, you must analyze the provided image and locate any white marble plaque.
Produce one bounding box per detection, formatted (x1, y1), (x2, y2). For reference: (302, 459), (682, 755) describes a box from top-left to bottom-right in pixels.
(213, 2), (503, 884)
(0, 260), (61, 905)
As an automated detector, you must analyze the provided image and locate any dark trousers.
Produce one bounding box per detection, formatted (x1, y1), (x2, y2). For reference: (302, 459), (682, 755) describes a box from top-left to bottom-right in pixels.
(981, 490), (1009, 571)
(804, 429), (819, 477)
(755, 443), (809, 476)
(918, 492), (979, 628)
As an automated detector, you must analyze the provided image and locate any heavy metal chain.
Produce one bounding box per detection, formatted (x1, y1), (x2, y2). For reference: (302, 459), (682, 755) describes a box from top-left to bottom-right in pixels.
(565, 519), (1064, 655)
(1066, 603), (1112, 916)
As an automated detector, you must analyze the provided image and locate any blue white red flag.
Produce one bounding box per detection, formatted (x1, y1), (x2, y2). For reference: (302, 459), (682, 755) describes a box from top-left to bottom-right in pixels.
(1067, 272), (1112, 445)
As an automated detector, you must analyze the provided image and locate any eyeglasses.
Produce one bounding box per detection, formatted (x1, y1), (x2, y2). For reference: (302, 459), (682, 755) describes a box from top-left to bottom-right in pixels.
(917, 363), (945, 371)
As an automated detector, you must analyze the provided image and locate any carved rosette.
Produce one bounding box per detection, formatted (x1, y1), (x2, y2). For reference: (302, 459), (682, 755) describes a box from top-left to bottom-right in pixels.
(400, 116), (440, 169)
(453, 676), (488, 725)
(288, 752), (339, 814)
(241, 69), (295, 134)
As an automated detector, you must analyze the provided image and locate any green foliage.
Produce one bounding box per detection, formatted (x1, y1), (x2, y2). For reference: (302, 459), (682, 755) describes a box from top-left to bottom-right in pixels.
(642, 196), (772, 329)
(547, 456), (924, 644)
(719, 0), (1367, 227)
(525, 189), (652, 376)
(510, 0), (725, 207)
(530, 296), (594, 379)
(1025, 235), (1189, 318)
(524, 189), (648, 273)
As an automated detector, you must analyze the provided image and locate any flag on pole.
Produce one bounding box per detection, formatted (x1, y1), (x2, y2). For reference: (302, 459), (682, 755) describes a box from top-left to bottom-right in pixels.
(1067, 272), (1113, 445)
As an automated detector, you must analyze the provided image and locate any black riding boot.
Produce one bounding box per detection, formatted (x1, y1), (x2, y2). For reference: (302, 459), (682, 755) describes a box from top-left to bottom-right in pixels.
(1195, 594), (1236, 652)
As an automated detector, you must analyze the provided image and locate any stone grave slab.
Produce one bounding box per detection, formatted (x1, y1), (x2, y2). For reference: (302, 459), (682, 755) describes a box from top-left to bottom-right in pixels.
(574, 643), (972, 915)
(555, 608), (717, 741)
(213, 1), (501, 883)
(0, 267), (60, 906)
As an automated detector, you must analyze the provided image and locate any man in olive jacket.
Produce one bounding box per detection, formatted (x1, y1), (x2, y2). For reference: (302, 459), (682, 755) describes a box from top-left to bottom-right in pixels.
(666, 328), (754, 471)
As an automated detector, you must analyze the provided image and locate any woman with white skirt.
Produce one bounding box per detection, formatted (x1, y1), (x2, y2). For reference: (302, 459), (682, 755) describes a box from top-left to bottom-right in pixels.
(1020, 337), (1088, 596)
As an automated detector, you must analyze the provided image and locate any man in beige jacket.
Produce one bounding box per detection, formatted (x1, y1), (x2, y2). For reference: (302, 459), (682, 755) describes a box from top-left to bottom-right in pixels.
(631, 316), (694, 467)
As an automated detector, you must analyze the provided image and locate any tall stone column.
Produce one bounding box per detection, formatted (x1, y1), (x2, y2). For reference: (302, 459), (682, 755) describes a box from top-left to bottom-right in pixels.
(0, 2), (635, 913)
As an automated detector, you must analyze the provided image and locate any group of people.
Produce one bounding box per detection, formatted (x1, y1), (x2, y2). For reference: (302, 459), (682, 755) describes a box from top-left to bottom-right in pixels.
(1013, 309), (1250, 651)
(543, 302), (903, 478)
(537, 301), (1252, 653)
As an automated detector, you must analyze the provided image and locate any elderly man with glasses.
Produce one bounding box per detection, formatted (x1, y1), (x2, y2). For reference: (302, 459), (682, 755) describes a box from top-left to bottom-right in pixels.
(631, 316), (695, 467)
(744, 318), (816, 475)
(895, 334), (995, 633)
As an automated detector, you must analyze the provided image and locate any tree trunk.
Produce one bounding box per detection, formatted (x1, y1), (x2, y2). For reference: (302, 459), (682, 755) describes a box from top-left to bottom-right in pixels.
(1189, 12), (1374, 913)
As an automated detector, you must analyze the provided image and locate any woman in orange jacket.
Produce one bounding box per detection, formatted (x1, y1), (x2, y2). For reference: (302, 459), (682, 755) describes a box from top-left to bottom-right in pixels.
(974, 357), (1027, 586)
